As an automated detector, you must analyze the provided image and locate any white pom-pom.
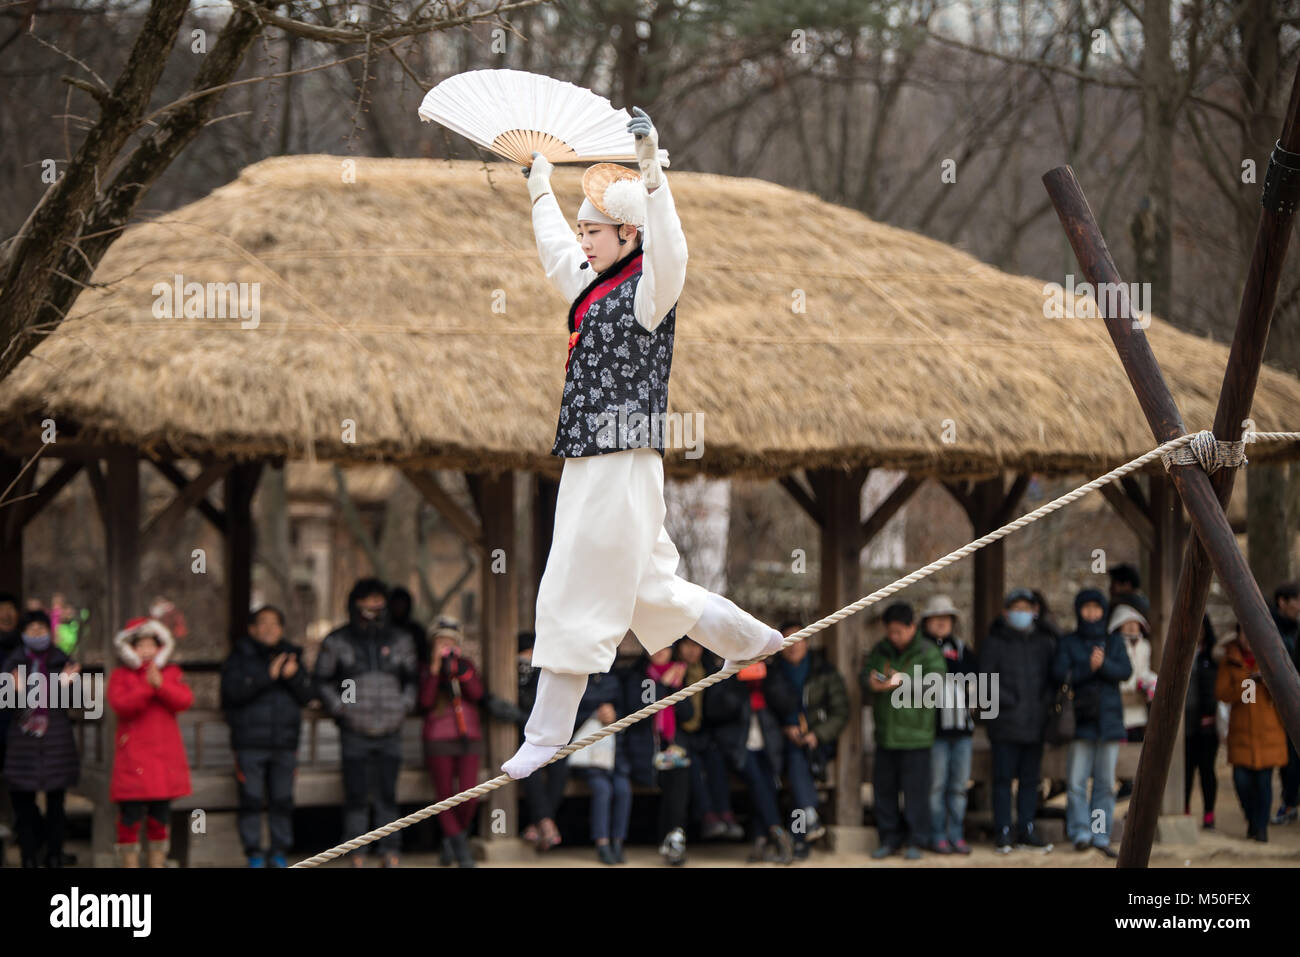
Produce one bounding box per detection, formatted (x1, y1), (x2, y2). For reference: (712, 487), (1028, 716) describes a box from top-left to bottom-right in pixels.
(601, 179), (646, 226)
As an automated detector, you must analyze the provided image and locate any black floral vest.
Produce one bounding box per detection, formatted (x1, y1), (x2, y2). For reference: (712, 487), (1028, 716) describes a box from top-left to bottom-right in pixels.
(550, 251), (678, 458)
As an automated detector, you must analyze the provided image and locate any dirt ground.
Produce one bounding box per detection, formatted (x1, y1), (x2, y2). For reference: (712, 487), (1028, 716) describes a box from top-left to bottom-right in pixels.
(8, 758), (1297, 867)
(299, 756), (1300, 868)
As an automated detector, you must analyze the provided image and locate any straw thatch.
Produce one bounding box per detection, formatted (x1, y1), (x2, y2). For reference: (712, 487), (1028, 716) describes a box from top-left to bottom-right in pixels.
(2, 154), (1297, 480)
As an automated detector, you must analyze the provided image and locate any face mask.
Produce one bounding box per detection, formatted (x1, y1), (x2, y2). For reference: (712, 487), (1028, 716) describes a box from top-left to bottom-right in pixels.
(1006, 610), (1035, 631)
(22, 632), (52, 652)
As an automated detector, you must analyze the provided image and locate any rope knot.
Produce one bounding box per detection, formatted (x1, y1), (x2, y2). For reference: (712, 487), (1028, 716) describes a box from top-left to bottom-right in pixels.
(1160, 430), (1247, 474)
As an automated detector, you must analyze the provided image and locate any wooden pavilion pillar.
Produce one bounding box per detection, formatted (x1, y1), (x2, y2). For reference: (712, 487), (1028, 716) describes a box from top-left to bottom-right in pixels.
(1147, 472), (1189, 819)
(223, 462), (263, 642)
(809, 467), (866, 835)
(1147, 473), (1188, 664)
(971, 478), (1006, 643)
(91, 445), (140, 866)
(467, 471), (518, 845)
(0, 453), (31, 596)
(942, 474), (1029, 644)
(1101, 470), (1189, 819)
(530, 473), (559, 625)
(781, 466), (921, 845)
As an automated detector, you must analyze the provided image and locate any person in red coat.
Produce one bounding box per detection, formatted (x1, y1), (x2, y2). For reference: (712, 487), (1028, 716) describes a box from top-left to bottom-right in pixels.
(108, 617), (194, 867)
(419, 616), (484, 868)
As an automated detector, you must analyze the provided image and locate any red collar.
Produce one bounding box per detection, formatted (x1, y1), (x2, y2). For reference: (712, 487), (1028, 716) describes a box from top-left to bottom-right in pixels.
(566, 254), (644, 370)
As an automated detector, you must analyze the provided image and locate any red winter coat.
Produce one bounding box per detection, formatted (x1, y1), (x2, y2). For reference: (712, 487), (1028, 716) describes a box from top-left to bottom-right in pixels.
(108, 663), (194, 802)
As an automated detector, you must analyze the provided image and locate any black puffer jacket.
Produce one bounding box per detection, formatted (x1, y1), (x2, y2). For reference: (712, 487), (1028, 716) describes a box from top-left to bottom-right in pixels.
(979, 615), (1057, 744)
(312, 587), (418, 737)
(0, 628), (20, 767)
(614, 655), (699, 789)
(1, 645), (80, 792)
(1185, 619), (1220, 737)
(1272, 606), (1299, 662)
(700, 655), (797, 776)
(221, 635), (315, 751)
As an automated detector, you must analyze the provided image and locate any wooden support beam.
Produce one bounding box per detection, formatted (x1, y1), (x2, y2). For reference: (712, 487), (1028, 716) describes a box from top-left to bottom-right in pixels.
(13, 460), (82, 531)
(84, 459), (107, 524)
(940, 479), (973, 519)
(403, 468), (485, 554)
(1099, 480), (1155, 551)
(996, 473), (1031, 526)
(861, 475), (921, 542)
(148, 458), (226, 532)
(779, 472), (824, 527)
(809, 466), (867, 832)
(142, 462), (231, 538)
(1043, 83), (1300, 866)
(468, 471), (519, 843)
(1121, 474), (1149, 513)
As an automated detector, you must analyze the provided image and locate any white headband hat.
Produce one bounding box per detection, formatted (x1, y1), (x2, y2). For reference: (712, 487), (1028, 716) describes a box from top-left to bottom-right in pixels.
(577, 196), (621, 225)
(579, 164), (646, 230)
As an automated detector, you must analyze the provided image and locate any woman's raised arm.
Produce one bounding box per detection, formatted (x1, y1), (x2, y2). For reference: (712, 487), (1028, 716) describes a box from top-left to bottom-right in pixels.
(525, 153), (589, 304)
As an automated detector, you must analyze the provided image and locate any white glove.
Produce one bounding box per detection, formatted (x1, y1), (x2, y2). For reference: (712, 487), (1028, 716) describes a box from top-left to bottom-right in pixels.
(628, 106), (662, 191)
(523, 151), (555, 203)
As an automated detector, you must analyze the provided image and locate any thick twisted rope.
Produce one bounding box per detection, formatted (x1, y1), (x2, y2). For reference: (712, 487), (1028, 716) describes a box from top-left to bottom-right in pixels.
(292, 429), (1300, 867)
(1160, 429), (1247, 473)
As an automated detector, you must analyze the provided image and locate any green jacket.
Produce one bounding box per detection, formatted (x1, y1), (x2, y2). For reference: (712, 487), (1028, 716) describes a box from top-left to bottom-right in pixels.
(860, 634), (946, 750)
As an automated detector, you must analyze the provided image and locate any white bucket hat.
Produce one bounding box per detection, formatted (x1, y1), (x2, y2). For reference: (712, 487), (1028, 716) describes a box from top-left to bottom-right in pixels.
(920, 594), (961, 621)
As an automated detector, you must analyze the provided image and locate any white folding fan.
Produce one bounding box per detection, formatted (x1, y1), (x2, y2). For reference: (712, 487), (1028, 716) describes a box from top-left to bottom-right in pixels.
(417, 69), (670, 167)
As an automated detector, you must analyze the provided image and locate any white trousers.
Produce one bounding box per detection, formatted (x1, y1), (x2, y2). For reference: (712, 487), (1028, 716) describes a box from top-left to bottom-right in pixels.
(532, 447), (711, 675)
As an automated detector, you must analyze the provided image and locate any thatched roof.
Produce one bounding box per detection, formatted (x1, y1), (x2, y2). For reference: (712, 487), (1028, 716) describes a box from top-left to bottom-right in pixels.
(3, 154), (1297, 479)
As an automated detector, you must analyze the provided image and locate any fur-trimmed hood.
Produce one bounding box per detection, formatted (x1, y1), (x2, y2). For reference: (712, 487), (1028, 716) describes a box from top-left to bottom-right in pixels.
(1108, 603), (1150, 636)
(114, 616), (176, 668)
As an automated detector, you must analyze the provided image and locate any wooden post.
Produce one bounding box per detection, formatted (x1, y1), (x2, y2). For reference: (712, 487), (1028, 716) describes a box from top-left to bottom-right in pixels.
(95, 446), (140, 867)
(1147, 473), (1187, 666)
(469, 471), (519, 843)
(223, 462), (263, 643)
(531, 473), (559, 625)
(1114, 72), (1300, 865)
(1043, 95), (1300, 863)
(1147, 471), (1188, 818)
(0, 453), (27, 597)
(970, 477), (1007, 643)
(809, 467), (867, 833)
(942, 475), (1026, 644)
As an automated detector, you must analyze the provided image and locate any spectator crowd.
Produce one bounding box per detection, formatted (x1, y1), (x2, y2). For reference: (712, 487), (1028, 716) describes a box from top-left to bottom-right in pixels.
(0, 566), (1297, 867)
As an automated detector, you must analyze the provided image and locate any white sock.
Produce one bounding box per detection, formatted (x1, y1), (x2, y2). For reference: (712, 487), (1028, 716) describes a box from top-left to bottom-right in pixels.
(502, 669), (589, 780)
(688, 593), (787, 670)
